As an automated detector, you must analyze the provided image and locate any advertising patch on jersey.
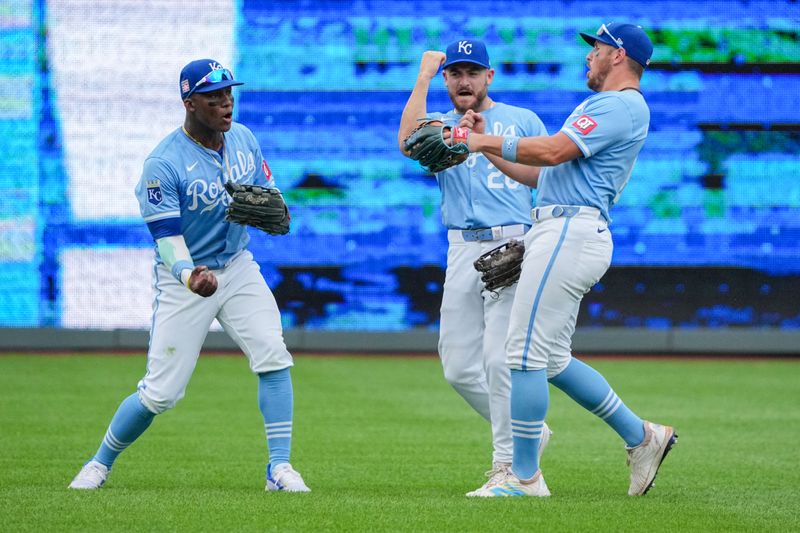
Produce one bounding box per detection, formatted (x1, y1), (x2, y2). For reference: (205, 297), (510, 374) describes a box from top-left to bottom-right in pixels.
(146, 179), (163, 205)
(572, 114), (598, 135)
(261, 159), (274, 186)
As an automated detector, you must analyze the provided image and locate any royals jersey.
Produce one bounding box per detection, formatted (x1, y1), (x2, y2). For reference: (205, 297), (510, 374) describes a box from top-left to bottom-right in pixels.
(536, 90), (650, 223)
(430, 103), (547, 229)
(135, 122), (274, 269)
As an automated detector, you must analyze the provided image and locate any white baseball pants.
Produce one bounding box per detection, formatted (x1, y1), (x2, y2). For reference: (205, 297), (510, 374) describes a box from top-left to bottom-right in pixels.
(439, 227), (526, 464)
(506, 206), (612, 376)
(137, 250), (292, 414)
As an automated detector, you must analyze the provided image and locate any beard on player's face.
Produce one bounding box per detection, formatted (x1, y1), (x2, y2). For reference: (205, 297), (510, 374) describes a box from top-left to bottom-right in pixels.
(445, 66), (492, 114)
(448, 80), (490, 114)
(586, 47), (613, 92)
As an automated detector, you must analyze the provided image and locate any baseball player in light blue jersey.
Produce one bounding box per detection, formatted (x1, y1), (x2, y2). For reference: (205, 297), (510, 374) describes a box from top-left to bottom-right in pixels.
(457, 23), (677, 497)
(398, 40), (552, 496)
(69, 59), (309, 492)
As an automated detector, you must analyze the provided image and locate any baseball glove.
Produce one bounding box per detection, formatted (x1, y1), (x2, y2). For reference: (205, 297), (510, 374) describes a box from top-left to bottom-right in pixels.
(224, 181), (290, 235)
(403, 119), (470, 173)
(473, 239), (525, 293)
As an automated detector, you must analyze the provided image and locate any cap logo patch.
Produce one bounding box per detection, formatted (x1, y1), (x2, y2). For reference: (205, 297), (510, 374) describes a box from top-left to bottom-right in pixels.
(572, 114), (598, 134)
(457, 41), (472, 54)
(181, 79), (190, 94)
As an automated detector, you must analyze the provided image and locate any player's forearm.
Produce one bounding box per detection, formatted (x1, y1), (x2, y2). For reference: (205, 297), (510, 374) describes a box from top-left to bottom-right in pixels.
(398, 76), (433, 154)
(156, 235), (194, 287)
(469, 133), (563, 167)
(483, 153), (540, 188)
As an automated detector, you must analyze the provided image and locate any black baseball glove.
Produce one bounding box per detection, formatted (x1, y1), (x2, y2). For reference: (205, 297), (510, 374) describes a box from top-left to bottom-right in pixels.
(224, 181), (290, 236)
(403, 119), (470, 173)
(473, 239), (525, 293)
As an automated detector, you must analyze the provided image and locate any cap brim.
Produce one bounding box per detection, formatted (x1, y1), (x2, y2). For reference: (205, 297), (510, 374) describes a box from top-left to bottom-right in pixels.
(442, 59), (491, 69)
(579, 32), (597, 46)
(580, 31), (619, 48)
(194, 79), (244, 94)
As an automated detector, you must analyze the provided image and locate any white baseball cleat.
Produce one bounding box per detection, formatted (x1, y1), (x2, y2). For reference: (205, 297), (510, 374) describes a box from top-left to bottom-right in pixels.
(466, 462), (512, 497)
(538, 422), (553, 463)
(466, 423), (552, 497)
(266, 463), (311, 492)
(626, 421), (678, 496)
(478, 470), (551, 497)
(68, 460), (109, 490)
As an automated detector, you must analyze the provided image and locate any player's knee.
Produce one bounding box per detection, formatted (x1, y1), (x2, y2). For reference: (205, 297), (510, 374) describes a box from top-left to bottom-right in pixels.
(484, 353), (508, 374)
(137, 389), (180, 415)
(441, 364), (461, 385)
(441, 363), (475, 387)
(546, 353), (572, 379)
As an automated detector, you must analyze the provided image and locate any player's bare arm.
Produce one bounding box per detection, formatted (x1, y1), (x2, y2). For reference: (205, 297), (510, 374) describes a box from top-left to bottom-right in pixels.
(469, 131), (582, 167)
(459, 110), (541, 187)
(398, 51), (446, 154)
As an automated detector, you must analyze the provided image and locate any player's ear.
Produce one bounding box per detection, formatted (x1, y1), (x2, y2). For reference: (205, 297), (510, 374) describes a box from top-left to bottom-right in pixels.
(183, 97), (195, 112)
(486, 68), (495, 86)
(614, 47), (628, 66)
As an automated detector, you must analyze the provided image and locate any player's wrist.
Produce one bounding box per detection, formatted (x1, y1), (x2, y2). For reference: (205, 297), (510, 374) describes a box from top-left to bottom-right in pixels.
(415, 73), (434, 86)
(463, 132), (485, 153)
(171, 260), (195, 285)
(180, 269), (192, 289)
(502, 136), (520, 162)
(451, 126), (470, 151)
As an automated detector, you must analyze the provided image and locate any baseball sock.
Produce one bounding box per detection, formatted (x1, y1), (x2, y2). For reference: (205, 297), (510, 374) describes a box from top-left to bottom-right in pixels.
(549, 357), (645, 447)
(258, 368), (293, 468)
(92, 392), (155, 468)
(510, 368), (549, 480)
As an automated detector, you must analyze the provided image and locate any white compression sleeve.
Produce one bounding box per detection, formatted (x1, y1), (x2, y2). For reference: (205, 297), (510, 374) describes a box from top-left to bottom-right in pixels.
(156, 235), (194, 286)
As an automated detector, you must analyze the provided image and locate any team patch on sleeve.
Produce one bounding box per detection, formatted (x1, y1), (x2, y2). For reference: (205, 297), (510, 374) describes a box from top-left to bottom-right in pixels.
(262, 159), (275, 186)
(146, 179), (163, 205)
(572, 114), (598, 135)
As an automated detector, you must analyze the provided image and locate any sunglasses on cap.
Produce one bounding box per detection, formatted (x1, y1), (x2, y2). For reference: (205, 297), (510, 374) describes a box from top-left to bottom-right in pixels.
(597, 24), (624, 48)
(185, 68), (234, 98)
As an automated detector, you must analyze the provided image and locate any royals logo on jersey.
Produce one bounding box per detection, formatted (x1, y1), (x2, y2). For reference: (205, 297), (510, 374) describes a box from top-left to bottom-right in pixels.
(146, 179), (163, 205)
(572, 114), (598, 134)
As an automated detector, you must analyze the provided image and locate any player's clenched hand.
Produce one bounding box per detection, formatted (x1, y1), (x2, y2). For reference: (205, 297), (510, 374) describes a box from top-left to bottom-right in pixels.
(418, 51), (446, 80)
(188, 265), (217, 297)
(459, 109), (486, 134)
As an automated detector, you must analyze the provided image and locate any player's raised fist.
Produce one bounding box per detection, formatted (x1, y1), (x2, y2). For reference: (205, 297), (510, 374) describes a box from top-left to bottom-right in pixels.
(188, 265), (218, 297)
(459, 109), (486, 134)
(419, 51), (447, 79)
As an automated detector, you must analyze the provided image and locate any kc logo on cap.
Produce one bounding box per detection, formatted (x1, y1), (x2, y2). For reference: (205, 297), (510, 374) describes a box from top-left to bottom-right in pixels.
(443, 39), (491, 69)
(180, 58), (244, 99)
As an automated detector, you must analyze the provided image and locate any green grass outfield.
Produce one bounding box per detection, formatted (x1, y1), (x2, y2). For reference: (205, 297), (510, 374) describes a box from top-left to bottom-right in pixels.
(1, 353), (798, 532)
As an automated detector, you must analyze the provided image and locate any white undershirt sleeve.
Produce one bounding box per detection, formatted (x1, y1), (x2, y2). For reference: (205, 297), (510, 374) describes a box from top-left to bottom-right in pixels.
(156, 235), (194, 287)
